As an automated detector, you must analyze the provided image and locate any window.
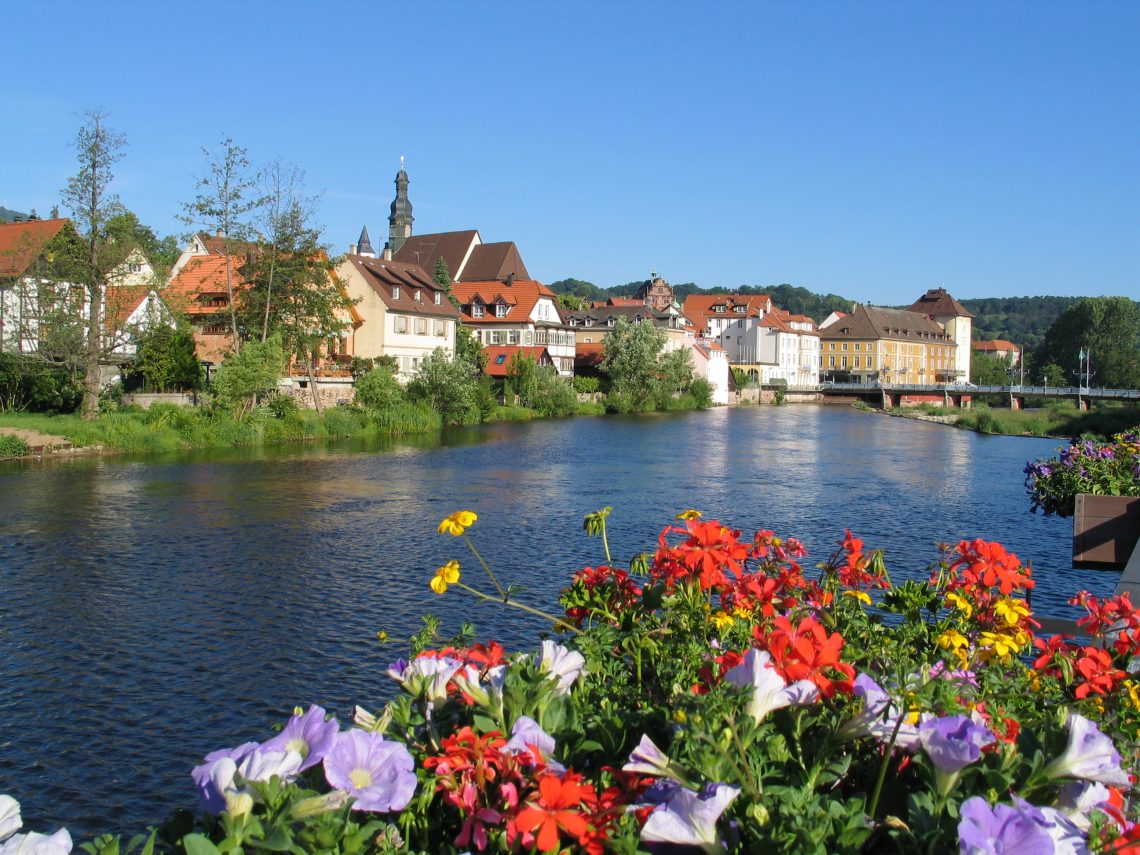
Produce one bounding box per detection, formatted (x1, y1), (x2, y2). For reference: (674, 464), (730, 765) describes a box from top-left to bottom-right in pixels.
(495, 303), (509, 318)
(508, 330), (520, 344)
(854, 342), (861, 351)
(854, 356), (861, 368)
(393, 315), (408, 334)
(841, 356), (848, 368)
(414, 318), (426, 335)
(842, 343), (848, 350)
(434, 292), (442, 305)
(434, 319), (445, 336)
(714, 305), (726, 313)
(867, 356), (874, 369)
(391, 286), (400, 300)
(414, 290), (422, 302)
(495, 354), (506, 365)
(472, 303), (485, 318)
(829, 356), (835, 368)
(734, 305), (745, 313)
(584, 337), (592, 343)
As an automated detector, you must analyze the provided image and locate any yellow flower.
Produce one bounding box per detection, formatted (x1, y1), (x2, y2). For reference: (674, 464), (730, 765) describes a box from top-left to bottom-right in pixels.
(1125, 680), (1140, 712)
(978, 631), (1020, 661)
(676, 509), (703, 520)
(430, 560), (460, 594)
(994, 598), (1030, 628)
(438, 510), (478, 536)
(732, 605), (754, 620)
(936, 629), (969, 653)
(946, 591), (974, 619)
(673, 709), (688, 724)
(843, 590), (872, 606)
(711, 610), (734, 631)
(376, 630), (389, 643)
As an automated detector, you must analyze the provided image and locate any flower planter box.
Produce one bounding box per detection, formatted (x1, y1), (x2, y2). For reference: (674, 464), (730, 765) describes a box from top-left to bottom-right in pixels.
(1072, 493), (1140, 570)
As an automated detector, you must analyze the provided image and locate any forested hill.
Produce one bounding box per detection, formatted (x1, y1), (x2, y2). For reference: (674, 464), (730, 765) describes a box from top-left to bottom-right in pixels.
(959, 296), (1077, 350)
(0, 206), (30, 223)
(549, 277), (1079, 350)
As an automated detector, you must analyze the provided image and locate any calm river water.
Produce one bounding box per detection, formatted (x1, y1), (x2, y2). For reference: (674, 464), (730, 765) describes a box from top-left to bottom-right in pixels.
(0, 406), (1116, 839)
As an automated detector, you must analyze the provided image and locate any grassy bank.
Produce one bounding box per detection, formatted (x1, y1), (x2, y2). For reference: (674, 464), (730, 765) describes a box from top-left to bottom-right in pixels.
(888, 401), (1140, 439)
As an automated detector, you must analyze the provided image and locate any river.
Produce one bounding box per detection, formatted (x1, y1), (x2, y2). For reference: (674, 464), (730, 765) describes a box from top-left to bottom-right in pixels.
(0, 406), (1115, 839)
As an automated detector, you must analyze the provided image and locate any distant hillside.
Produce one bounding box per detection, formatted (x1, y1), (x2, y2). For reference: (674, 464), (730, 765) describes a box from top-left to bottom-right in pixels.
(549, 277), (1081, 348)
(959, 296), (1077, 350)
(0, 206), (30, 223)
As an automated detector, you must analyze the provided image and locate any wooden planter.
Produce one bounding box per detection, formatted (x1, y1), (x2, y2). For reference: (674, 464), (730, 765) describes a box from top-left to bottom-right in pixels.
(1073, 494), (1140, 570)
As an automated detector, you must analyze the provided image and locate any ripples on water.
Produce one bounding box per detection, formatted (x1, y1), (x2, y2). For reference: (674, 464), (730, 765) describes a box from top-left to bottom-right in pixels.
(0, 406), (1115, 838)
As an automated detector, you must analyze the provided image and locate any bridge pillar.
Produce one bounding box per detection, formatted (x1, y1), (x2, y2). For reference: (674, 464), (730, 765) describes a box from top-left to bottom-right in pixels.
(1009, 395), (1024, 411)
(1078, 395), (1089, 411)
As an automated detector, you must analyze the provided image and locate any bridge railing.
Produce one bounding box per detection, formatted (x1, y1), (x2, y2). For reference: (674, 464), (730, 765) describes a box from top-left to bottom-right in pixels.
(816, 382), (1140, 399)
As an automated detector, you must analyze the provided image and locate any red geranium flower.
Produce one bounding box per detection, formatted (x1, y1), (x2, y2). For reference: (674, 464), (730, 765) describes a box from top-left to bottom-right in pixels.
(757, 615), (855, 697)
(514, 772), (594, 853)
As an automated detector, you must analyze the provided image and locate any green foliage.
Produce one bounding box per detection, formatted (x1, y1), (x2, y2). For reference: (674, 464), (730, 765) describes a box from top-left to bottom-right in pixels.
(0, 433), (31, 457)
(1034, 296), (1140, 388)
(130, 325), (202, 392)
(688, 376), (714, 408)
(572, 375), (599, 394)
(970, 351), (1013, 386)
(962, 296), (1077, 351)
(405, 349), (481, 426)
(600, 316), (668, 409)
(454, 325), (485, 372)
(266, 393), (299, 419)
(354, 364), (404, 411)
(0, 353), (83, 413)
(212, 337), (286, 417)
(1025, 428), (1140, 515)
(371, 402), (442, 435)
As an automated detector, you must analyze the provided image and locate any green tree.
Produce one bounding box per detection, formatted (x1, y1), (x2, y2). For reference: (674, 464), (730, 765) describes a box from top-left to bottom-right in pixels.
(103, 211), (180, 275)
(970, 351), (1013, 386)
(405, 348), (480, 425)
(60, 110), (128, 419)
(180, 137), (265, 352)
(1034, 296), (1140, 388)
(656, 347), (694, 404)
(455, 324), (485, 372)
(354, 363), (404, 411)
(212, 336), (286, 417)
(132, 325), (202, 392)
(600, 316), (668, 410)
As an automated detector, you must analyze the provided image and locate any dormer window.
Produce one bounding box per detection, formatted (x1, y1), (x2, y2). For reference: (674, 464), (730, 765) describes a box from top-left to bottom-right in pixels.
(713, 305), (726, 313)
(434, 292), (442, 305)
(472, 303), (485, 318)
(734, 305), (746, 313)
(607, 318), (616, 327)
(495, 303), (509, 318)
(414, 290), (422, 302)
(391, 286), (400, 300)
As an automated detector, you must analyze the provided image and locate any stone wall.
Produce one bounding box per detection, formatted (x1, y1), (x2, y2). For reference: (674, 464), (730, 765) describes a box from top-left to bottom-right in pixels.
(122, 392), (200, 409)
(283, 382), (356, 410)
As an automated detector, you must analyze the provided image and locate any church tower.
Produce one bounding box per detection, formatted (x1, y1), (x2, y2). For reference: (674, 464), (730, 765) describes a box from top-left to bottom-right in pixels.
(385, 158), (413, 258)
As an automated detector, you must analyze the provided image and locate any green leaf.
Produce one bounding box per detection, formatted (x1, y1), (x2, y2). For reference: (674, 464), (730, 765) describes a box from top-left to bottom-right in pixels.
(181, 835), (224, 855)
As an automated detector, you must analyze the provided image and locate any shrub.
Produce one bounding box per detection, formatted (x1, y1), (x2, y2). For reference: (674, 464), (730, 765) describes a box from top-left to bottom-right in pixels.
(266, 393), (300, 419)
(0, 434), (31, 457)
(1025, 428), (1140, 515)
(573, 375), (600, 394)
(354, 365), (404, 411)
(405, 350), (481, 426)
(321, 406), (365, 437)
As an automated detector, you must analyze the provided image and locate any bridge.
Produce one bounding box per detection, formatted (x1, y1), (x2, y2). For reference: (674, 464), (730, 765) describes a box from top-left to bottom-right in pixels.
(813, 382), (1140, 410)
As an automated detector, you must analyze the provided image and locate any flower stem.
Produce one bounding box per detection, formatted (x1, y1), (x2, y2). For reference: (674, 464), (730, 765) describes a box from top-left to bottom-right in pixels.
(464, 534), (507, 600)
(455, 582), (581, 635)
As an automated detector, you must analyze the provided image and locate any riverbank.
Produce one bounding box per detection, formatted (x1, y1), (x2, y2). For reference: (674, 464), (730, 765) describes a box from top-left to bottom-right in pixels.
(882, 402), (1140, 439)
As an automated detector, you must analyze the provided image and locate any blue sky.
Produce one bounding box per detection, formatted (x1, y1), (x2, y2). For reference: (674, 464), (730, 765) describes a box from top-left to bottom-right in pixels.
(2, 1), (1137, 305)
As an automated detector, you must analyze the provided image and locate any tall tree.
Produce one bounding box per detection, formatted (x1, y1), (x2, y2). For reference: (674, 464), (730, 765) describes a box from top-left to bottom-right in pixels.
(237, 164), (353, 414)
(60, 110), (127, 419)
(600, 315), (668, 410)
(1033, 296), (1140, 388)
(180, 137), (265, 353)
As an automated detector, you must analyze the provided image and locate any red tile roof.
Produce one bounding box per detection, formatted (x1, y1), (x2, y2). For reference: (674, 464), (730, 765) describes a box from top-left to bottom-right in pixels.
(451, 279), (561, 325)
(0, 218), (70, 277)
(104, 285), (153, 333)
(165, 256), (237, 315)
(909, 288), (974, 318)
(682, 293), (772, 334)
(973, 339), (1019, 352)
(482, 345), (551, 378)
(345, 256), (459, 319)
(392, 230), (479, 279)
(574, 341), (606, 371)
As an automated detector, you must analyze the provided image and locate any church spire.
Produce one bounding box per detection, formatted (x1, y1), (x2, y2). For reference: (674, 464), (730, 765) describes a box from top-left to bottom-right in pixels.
(357, 225), (375, 257)
(386, 156), (413, 257)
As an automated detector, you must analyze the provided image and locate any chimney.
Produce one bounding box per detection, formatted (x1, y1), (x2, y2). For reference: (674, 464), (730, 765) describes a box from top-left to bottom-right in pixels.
(215, 228), (223, 238)
(349, 243), (358, 255)
(505, 272), (515, 287)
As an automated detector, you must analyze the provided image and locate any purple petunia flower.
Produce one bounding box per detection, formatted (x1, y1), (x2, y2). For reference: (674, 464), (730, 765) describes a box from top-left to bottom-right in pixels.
(535, 641), (585, 694)
(191, 741), (259, 814)
(836, 673), (920, 751)
(262, 705), (339, 771)
(958, 796), (1088, 855)
(504, 715), (556, 761)
(640, 781), (740, 849)
(323, 729), (416, 813)
(1045, 714), (1131, 786)
(918, 714), (994, 777)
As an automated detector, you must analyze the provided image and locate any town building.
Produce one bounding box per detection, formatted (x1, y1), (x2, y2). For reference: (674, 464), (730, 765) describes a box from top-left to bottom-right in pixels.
(449, 278), (576, 376)
(973, 339), (1021, 366)
(333, 255), (458, 379)
(908, 288), (973, 382)
(818, 303), (958, 385)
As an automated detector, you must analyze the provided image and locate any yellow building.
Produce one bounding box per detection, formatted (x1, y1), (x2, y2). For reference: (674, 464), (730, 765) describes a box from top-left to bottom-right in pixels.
(818, 304), (958, 385)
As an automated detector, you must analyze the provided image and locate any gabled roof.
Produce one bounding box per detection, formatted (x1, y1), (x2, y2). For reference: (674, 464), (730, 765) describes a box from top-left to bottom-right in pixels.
(451, 279), (562, 325)
(682, 293), (772, 334)
(460, 242), (530, 282)
(165, 256), (236, 314)
(0, 218), (70, 277)
(819, 304), (955, 343)
(104, 285), (157, 333)
(574, 341), (606, 370)
(392, 230), (480, 279)
(345, 256), (459, 319)
(564, 304), (681, 329)
(482, 345), (551, 378)
(909, 288), (974, 318)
